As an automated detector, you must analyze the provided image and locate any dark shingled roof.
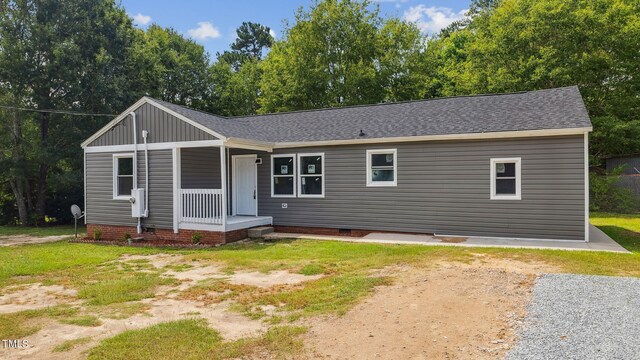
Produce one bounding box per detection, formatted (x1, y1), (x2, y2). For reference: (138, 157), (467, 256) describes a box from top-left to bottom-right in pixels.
(150, 86), (591, 144)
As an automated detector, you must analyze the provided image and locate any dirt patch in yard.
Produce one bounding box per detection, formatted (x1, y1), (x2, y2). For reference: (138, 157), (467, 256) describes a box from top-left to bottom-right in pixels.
(6, 299), (267, 360)
(0, 284), (78, 314)
(227, 270), (323, 288)
(303, 257), (557, 360)
(0, 235), (70, 246)
(436, 236), (468, 243)
(2, 254), (323, 359)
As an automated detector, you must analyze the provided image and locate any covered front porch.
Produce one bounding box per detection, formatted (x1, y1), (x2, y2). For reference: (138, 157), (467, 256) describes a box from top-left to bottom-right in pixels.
(172, 144), (271, 234)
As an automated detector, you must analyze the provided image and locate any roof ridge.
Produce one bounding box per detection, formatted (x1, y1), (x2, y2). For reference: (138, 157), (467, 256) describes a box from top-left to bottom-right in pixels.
(144, 96), (231, 120)
(145, 86), (578, 121)
(229, 86), (579, 120)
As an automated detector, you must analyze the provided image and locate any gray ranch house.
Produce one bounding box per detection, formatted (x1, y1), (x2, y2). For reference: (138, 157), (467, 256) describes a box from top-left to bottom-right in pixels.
(81, 86), (592, 244)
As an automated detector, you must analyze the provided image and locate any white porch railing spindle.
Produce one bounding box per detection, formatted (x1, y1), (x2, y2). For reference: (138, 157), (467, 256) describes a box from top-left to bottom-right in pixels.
(179, 188), (223, 225)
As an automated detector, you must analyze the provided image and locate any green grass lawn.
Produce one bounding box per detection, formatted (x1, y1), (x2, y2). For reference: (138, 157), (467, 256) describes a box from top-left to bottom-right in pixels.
(0, 216), (638, 359)
(0, 224), (84, 237)
(591, 212), (640, 252)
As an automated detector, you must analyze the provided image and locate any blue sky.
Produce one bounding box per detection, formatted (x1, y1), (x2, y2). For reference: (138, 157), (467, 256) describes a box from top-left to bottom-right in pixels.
(120, 0), (471, 58)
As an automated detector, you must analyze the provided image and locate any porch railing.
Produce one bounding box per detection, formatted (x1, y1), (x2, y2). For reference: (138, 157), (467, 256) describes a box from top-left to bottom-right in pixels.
(180, 188), (223, 225)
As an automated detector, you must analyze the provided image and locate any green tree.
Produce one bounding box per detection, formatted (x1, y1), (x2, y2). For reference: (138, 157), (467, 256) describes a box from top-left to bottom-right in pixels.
(259, 0), (384, 112)
(209, 22), (274, 116)
(210, 60), (263, 117)
(217, 22), (274, 69)
(429, 0), (640, 162)
(133, 24), (212, 107)
(377, 19), (433, 102)
(0, 0), (139, 224)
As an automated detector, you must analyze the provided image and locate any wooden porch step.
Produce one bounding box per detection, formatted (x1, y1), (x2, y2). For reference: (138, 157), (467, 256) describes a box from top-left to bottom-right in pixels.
(248, 226), (274, 239)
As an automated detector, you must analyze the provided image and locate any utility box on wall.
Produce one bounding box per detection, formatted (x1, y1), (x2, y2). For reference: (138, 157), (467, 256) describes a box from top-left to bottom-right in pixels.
(131, 188), (145, 217)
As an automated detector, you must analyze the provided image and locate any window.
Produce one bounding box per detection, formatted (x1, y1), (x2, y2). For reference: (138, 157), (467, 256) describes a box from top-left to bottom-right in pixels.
(490, 158), (521, 200)
(298, 153), (324, 197)
(271, 154), (296, 197)
(366, 149), (397, 187)
(113, 154), (134, 199)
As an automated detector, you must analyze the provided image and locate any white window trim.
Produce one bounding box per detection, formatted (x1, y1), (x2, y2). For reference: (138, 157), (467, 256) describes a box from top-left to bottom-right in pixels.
(366, 149), (398, 187)
(112, 153), (134, 200)
(297, 153), (325, 198)
(271, 154), (297, 198)
(490, 157), (522, 200)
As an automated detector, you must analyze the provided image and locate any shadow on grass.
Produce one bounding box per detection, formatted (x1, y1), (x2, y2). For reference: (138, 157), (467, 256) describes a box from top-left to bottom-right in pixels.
(597, 225), (640, 253)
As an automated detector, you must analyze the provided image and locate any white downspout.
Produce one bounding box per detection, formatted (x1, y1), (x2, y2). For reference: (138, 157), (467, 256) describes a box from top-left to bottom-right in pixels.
(130, 112), (141, 234)
(143, 130), (149, 218)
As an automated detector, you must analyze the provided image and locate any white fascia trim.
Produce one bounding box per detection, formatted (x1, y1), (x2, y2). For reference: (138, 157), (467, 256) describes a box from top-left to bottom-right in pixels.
(81, 97), (228, 148)
(297, 152), (325, 198)
(85, 140), (223, 153)
(366, 148), (397, 187)
(490, 157), (522, 200)
(584, 132), (590, 242)
(271, 154), (297, 198)
(273, 127), (593, 149)
(226, 138), (273, 152)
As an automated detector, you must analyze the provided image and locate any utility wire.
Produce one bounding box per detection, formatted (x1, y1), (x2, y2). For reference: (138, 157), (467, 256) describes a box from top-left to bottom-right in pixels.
(0, 104), (117, 117)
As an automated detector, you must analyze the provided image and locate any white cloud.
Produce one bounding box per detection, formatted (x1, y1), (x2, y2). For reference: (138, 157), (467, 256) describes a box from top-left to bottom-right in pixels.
(132, 13), (151, 26)
(269, 29), (277, 39)
(403, 5), (467, 34)
(187, 22), (221, 41)
(373, 0), (408, 7)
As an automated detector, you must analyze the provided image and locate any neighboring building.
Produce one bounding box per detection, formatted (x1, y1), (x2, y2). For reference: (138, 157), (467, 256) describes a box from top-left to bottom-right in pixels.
(81, 86), (592, 244)
(606, 155), (640, 198)
(606, 155), (640, 175)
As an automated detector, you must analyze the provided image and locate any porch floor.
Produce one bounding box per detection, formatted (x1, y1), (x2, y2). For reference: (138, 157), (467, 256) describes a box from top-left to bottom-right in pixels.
(226, 215), (273, 231)
(179, 215), (272, 232)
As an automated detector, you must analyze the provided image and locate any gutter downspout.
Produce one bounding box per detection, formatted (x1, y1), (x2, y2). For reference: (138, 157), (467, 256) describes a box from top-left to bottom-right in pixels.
(142, 130), (149, 218)
(130, 112), (141, 234)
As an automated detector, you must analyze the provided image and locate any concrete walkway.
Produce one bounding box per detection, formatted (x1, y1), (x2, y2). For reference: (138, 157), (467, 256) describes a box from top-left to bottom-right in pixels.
(263, 224), (630, 253)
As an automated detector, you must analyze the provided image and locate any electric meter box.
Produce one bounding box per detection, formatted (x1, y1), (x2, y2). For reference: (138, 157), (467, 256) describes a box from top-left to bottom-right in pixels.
(131, 188), (145, 217)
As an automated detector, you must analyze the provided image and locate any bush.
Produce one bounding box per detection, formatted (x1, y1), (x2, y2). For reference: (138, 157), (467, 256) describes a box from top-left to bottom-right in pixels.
(191, 232), (202, 245)
(93, 228), (102, 241)
(590, 166), (640, 213)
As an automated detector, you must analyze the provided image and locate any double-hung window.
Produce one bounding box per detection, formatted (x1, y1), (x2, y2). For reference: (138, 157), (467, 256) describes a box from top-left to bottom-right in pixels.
(490, 157), (521, 200)
(271, 154), (296, 197)
(366, 149), (397, 187)
(298, 153), (324, 197)
(113, 154), (134, 199)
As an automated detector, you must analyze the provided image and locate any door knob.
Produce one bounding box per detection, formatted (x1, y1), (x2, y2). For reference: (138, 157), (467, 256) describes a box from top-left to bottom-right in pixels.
(253, 189), (256, 199)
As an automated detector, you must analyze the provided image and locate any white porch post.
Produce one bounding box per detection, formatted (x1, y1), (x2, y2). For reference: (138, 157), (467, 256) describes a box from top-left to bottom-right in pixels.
(172, 147), (181, 233)
(220, 145), (227, 231)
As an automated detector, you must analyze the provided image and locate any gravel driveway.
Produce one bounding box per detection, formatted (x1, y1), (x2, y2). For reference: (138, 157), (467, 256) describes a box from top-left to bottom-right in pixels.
(506, 274), (640, 360)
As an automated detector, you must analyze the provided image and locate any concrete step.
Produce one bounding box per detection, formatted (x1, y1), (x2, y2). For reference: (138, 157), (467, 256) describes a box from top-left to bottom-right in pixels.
(248, 226), (274, 239)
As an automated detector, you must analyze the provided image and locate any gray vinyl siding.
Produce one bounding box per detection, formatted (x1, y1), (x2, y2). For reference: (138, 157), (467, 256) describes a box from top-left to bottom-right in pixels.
(181, 147), (221, 189)
(88, 103), (217, 147)
(85, 149), (173, 229)
(256, 135), (586, 240)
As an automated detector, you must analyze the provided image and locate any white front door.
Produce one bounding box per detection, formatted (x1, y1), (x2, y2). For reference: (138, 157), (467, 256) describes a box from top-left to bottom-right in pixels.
(233, 155), (257, 216)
